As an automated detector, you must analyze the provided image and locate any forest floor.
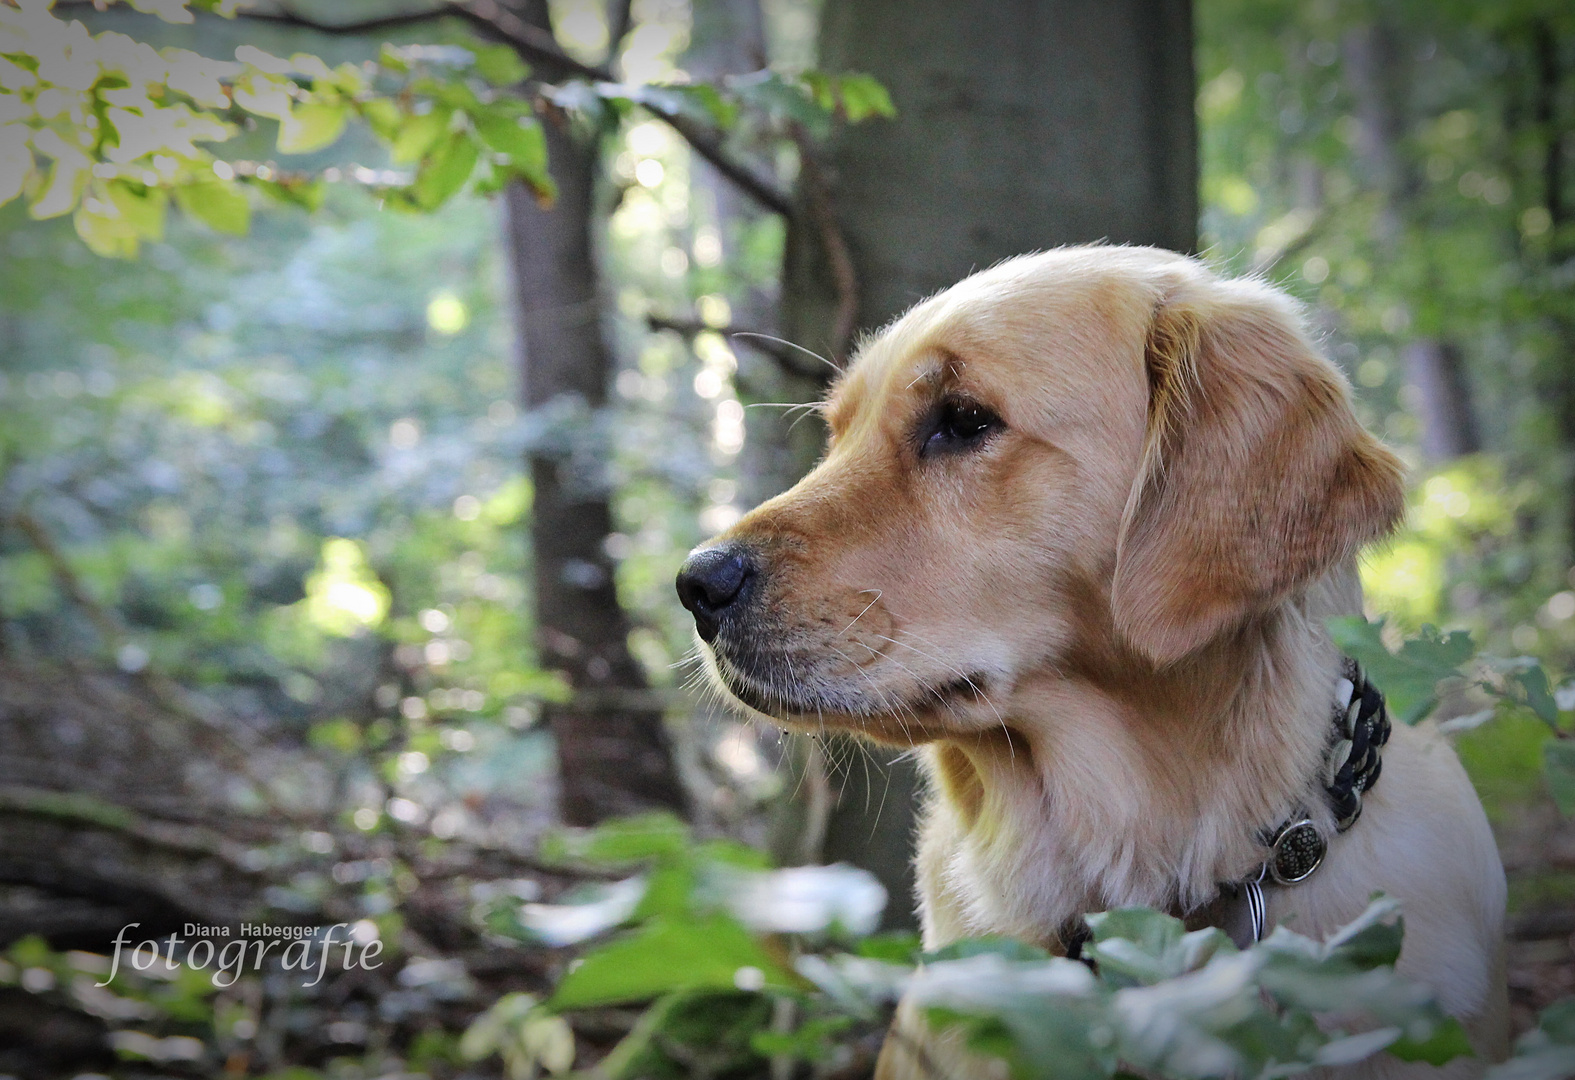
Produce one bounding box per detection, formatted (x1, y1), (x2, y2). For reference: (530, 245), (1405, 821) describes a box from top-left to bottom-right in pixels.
(1499, 806), (1575, 1034)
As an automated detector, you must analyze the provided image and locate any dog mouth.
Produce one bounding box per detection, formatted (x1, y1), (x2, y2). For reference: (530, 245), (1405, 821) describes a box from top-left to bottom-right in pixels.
(707, 645), (992, 730)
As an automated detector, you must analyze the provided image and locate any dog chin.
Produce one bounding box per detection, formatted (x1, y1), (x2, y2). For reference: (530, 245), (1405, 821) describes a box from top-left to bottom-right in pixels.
(700, 642), (997, 741)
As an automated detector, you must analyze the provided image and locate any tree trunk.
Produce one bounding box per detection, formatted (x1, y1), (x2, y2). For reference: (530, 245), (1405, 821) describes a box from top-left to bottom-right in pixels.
(1529, 19), (1575, 552)
(782, 0), (1197, 926)
(503, 2), (686, 826)
(1345, 20), (1479, 465)
(1402, 339), (1480, 462)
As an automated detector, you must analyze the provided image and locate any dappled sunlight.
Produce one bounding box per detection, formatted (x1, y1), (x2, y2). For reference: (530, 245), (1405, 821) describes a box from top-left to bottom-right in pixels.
(302, 538), (390, 636)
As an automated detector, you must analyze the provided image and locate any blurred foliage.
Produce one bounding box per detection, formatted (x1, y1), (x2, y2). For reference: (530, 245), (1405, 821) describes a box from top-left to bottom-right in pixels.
(1198, 0), (1575, 658)
(5, 811), (1573, 1079)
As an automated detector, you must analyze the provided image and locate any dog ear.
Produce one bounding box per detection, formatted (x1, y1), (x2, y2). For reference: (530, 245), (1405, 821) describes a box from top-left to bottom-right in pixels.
(1111, 277), (1406, 667)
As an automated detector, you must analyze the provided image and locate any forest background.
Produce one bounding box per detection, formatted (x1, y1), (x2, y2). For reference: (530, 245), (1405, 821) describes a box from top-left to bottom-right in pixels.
(0, 0), (1573, 1078)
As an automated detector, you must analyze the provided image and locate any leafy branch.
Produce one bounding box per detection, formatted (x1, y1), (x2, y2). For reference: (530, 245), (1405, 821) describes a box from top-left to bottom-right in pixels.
(452, 813), (1540, 1080)
(1327, 615), (1575, 817)
(5, 0), (895, 256)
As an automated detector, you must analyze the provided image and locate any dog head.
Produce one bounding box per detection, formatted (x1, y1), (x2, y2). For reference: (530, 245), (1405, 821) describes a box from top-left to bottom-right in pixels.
(677, 246), (1404, 744)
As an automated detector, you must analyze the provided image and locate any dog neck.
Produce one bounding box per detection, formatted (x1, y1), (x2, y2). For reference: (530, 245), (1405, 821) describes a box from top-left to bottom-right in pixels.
(915, 566), (1357, 949)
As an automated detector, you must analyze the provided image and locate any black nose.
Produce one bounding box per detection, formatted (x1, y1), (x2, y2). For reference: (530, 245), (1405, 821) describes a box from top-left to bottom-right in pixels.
(676, 545), (754, 642)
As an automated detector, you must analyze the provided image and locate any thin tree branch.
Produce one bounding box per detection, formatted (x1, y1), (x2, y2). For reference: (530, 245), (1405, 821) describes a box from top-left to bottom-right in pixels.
(450, 0), (608, 81)
(10, 508), (123, 648)
(227, 5), (468, 40)
(0, 783), (267, 872)
(646, 314), (825, 382)
(792, 123), (858, 367)
(656, 109), (794, 216)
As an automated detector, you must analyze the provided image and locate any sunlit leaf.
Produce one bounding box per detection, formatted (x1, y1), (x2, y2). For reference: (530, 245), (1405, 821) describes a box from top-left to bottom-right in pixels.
(278, 100), (347, 155)
(231, 72), (294, 121)
(834, 73), (896, 121)
(360, 97), (401, 140)
(174, 177), (249, 235)
(0, 123), (30, 206)
(472, 109), (547, 177)
(106, 180), (167, 238)
(389, 107), (452, 165)
(473, 43), (529, 87)
(28, 131), (90, 219)
(127, 0), (197, 25)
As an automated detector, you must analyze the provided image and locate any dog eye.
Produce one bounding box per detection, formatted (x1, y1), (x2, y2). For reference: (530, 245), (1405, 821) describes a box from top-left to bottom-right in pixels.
(923, 399), (1002, 454)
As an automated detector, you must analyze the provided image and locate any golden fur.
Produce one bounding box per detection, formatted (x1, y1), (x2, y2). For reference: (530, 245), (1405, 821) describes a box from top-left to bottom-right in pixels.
(693, 246), (1507, 1078)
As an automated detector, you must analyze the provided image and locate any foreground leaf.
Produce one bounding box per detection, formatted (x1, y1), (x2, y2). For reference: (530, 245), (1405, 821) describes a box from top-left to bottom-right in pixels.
(549, 915), (790, 1009)
(1327, 617), (1472, 723)
(174, 178), (249, 235)
(1544, 741), (1575, 817)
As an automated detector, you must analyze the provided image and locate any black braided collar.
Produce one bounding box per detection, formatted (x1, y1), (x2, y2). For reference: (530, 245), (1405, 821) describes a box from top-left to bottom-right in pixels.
(1062, 658), (1392, 963)
(1256, 655), (1391, 886)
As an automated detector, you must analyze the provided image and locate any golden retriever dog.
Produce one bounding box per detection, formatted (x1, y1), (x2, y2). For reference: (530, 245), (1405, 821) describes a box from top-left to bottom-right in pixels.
(676, 246), (1507, 1078)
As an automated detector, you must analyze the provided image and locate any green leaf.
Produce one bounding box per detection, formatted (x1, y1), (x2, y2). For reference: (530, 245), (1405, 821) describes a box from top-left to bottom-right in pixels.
(834, 73), (897, 121)
(801, 71), (836, 112)
(750, 1016), (852, 1063)
(231, 73), (294, 122)
(175, 178), (250, 235)
(1326, 617), (1473, 724)
(1545, 740), (1575, 817)
(1388, 1017), (1473, 1066)
(389, 108), (453, 165)
(278, 100), (348, 155)
(730, 70), (827, 132)
(1496, 661), (1561, 730)
(0, 124), (30, 207)
(250, 175), (326, 212)
(634, 863), (694, 919)
(1086, 908), (1232, 987)
(378, 44), (411, 73)
(547, 813), (692, 865)
(657, 84), (738, 128)
(73, 183), (168, 259)
(360, 98), (402, 140)
(106, 181), (168, 240)
(431, 79), (484, 113)
(473, 44), (529, 87)
(1540, 998), (1575, 1045)
(472, 110), (548, 176)
(922, 937), (1052, 964)
(413, 131), (481, 209)
(326, 62), (368, 97)
(693, 838), (772, 869)
(913, 959), (1107, 1080)
(857, 932), (922, 963)
(30, 151), (90, 220)
(1321, 894), (1404, 969)
(549, 915), (788, 1009)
